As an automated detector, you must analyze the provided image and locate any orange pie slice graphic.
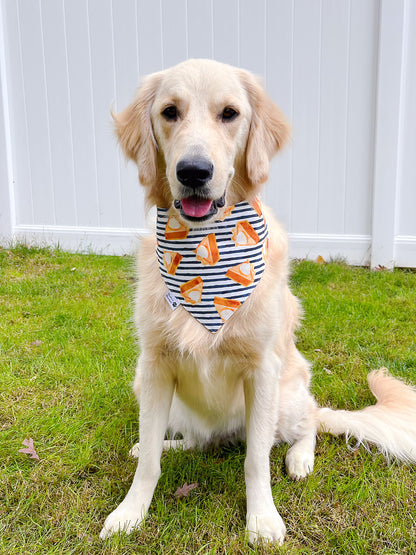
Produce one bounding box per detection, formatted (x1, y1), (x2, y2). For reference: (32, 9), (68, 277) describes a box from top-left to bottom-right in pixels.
(250, 197), (263, 217)
(180, 276), (203, 305)
(217, 205), (235, 221)
(226, 259), (255, 286)
(214, 297), (241, 322)
(163, 251), (183, 275)
(194, 234), (220, 266)
(231, 220), (260, 247)
(165, 216), (190, 240)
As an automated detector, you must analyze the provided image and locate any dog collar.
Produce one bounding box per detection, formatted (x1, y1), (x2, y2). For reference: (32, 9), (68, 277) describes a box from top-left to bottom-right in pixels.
(156, 199), (268, 333)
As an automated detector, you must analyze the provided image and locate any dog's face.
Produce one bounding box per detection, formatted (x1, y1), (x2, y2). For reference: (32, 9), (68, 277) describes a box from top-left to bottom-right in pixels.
(114, 59), (289, 223)
(150, 62), (252, 222)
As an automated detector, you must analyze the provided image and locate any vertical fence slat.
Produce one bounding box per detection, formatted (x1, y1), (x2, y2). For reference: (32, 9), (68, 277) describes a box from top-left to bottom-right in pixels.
(42, 0), (76, 226)
(0, 0), (14, 237)
(186, 0), (213, 59)
(396, 0), (416, 239)
(317, 0), (350, 235)
(64, 0), (99, 227)
(344, 0), (378, 236)
(88, 0), (121, 228)
(137, 0), (163, 76)
(265, 0), (294, 225)
(212, 0), (239, 66)
(291, 0), (321, 234)
(371, 0), (405, 268)
(18, 0), (55, 226)
(161, 0), (188, 69)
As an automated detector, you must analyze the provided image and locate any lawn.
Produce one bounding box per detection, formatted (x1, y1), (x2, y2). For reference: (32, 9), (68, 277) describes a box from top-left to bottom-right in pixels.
(1, 245), (415, 554)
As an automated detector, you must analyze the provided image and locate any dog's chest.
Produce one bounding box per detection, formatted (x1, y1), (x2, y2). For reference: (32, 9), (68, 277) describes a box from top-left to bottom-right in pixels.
(173, 353), (245, 419)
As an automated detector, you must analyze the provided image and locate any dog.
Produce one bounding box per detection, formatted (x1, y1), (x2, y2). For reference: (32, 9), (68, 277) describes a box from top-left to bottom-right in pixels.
(100, 59), (416, 544)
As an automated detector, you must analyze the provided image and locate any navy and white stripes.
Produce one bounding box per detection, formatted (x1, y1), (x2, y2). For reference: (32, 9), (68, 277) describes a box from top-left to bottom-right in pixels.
(156, 201), (268, 333)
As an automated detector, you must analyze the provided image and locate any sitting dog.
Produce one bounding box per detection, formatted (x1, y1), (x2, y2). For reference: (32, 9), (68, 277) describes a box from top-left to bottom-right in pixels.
(100, 59), (416, 544)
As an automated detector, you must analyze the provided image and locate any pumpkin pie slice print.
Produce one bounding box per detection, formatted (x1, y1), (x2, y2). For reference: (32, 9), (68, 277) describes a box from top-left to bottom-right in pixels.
(217, 205), (235, 221)
(163, 251), (183, 275)
(214, 297), (241, 322)
(194, 234), (220, 266)
(165, 216), (189, 240)
(250, 197), (263, 217)
(226, 259), (255, 286)
(180, 276), (203, 305)
(231, 220), (260, 247)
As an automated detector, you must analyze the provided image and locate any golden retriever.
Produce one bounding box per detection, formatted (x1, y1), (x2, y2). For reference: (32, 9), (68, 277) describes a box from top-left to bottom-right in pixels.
(100, 59), (416, 545)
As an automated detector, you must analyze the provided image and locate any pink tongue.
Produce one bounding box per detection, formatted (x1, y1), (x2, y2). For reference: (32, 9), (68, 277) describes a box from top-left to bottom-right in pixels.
(181, 197), (212, 218)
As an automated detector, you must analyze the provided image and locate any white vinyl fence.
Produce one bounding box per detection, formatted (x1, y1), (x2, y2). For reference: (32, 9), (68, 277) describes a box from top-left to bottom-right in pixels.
(1, 0), (415, 268)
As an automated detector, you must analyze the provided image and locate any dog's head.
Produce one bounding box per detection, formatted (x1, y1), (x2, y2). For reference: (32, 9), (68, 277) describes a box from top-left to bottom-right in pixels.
(113, 59), (289, 223)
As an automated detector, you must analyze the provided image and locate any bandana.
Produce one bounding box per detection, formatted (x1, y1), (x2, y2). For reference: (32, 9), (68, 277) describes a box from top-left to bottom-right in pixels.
(156, 199), (268, 333)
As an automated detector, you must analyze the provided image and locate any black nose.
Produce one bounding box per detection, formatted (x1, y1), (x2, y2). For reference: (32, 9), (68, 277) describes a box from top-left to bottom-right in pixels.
(176, 158), (214, 188)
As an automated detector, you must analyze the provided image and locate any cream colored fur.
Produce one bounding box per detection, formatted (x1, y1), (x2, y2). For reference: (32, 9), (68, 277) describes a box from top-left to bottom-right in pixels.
(100, 59), (416, 545)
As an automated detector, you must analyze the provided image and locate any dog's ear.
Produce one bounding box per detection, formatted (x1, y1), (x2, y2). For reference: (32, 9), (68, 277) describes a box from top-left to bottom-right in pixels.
(112, 73), (163, 186)
(239, 70), (290, 187)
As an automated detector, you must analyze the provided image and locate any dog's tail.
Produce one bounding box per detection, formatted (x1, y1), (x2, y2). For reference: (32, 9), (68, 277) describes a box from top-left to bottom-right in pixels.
(316, 368), (416, 463)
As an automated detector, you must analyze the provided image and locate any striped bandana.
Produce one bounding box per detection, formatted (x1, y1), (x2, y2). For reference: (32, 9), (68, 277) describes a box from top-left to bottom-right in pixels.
(156, 199), (268, 333)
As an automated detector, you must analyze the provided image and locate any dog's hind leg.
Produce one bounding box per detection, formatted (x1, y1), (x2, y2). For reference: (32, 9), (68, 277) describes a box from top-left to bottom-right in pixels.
(163, 439), (195, 450)
(129, 438), (195, 457)
(277, 351), (317, 480)
(285, 430), (316, 480)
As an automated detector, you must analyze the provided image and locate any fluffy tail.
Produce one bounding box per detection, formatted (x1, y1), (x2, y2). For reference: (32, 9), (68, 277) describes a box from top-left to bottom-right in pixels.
(317, 369), (416, 463)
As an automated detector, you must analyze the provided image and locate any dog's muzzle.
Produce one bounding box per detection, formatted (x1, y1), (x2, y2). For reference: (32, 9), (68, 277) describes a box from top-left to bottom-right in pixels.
(175, 157), (224, 221)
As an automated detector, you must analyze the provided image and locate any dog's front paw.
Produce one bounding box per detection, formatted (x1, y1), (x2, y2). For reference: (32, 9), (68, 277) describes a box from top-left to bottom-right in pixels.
(246, 511), (286, 545)
(100, 499), (145, 539)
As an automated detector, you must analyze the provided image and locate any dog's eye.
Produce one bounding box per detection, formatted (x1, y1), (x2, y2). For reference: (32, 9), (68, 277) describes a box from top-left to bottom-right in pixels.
(222, 107), (239, 122)
(162, 106), (178, 121)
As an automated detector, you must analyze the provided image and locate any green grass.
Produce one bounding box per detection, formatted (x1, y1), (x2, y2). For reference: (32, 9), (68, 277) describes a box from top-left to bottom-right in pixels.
(1, 246), (416, 554)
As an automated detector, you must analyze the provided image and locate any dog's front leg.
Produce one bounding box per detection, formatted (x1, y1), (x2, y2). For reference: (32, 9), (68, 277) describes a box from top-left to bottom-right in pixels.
(100, 359), (174, 539)
(244, 355), (286, 545)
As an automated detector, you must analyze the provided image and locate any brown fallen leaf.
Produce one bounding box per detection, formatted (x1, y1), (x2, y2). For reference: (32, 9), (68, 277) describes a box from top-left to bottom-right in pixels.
(174, 482), (198, 498)
(19, 438), (40, 460)
(30, 340), (43, 347)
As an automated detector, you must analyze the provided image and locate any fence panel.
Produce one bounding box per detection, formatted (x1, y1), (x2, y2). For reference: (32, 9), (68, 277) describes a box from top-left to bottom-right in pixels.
(0, 0), (415, 267)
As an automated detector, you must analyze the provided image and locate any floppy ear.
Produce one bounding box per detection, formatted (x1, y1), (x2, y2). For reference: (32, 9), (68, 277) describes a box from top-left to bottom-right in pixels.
(112, 73), (163, 186)
(239, 70), (290, 187)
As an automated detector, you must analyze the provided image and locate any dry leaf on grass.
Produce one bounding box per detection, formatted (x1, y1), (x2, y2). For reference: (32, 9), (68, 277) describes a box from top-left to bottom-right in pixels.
(315, 255), (327, 265)
(174, 482), (198, 498)
(30, 340), (43, 347)
(19, 438), (40, 460)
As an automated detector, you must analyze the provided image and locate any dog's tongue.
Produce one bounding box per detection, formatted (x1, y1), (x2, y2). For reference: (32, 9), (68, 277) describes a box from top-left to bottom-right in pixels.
(181, 197), (212, 218)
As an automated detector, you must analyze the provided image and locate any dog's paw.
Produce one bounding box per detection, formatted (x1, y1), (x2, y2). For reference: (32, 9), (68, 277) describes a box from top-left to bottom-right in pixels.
(246, 511), (286, 545)
(129, 443), (140, 458)
(285, 443), (314, 480)
(128, 442), (140, 458)
(129, 439), (194, 457)
(99, 500), (145, 539)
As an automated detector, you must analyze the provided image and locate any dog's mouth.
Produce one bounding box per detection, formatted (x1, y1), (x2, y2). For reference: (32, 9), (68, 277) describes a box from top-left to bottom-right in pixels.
(174, 194), (226, 222)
